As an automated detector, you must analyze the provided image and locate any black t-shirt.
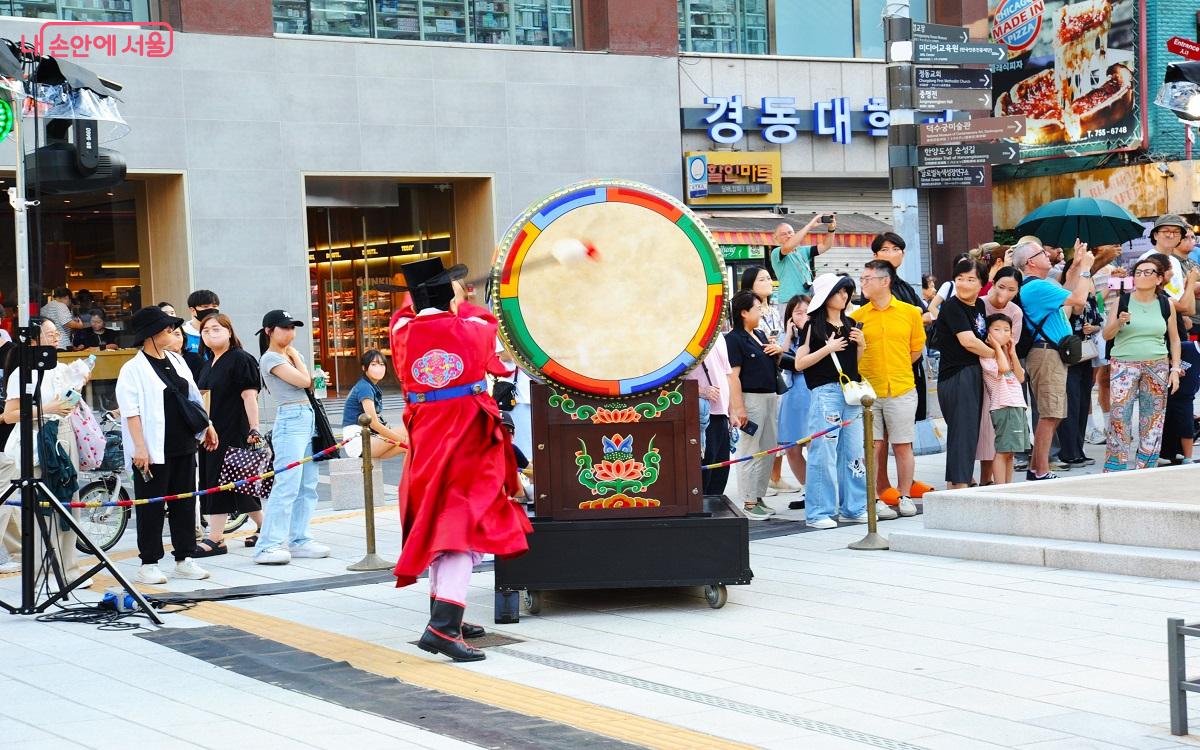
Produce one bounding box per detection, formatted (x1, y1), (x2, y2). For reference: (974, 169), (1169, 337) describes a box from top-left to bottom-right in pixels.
(146, 353), (196, 457)
(800, 319), (859, 390)
(72, 328), (119, 349)
(935, 296), (987, 381)
(197, 349), (260, 445)
(725, 328), (778, 393)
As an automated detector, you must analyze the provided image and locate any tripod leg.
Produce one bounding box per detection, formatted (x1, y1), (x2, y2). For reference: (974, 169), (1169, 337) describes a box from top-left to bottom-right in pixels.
(34, 483), (163, 625)
(0, 485), (20, 613)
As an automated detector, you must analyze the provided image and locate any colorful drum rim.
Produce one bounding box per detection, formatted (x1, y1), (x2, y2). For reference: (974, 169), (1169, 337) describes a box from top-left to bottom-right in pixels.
(492, 179), (726, 398)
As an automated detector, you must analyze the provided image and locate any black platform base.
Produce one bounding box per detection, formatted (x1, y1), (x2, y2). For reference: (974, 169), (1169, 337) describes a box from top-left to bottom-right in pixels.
(494, 495), (752, 623)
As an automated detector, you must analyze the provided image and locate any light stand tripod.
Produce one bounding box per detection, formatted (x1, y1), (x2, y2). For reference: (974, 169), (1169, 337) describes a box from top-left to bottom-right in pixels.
(0, 326), (161, 624)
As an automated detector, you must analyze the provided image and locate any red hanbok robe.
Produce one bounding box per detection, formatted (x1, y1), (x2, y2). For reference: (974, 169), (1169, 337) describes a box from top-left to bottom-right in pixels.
(390, 301), (532, 587)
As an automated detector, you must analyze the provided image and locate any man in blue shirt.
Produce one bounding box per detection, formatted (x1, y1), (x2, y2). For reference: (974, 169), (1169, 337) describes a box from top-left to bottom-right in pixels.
(1014, 238), (1094, 481)
(769, 214), (837, 308)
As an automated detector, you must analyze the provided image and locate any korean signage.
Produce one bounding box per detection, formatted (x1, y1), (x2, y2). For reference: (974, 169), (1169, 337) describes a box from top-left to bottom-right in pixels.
(988, 0), (1141, 161)
(683, 151), (782, 207)
(681, 95), (891, 147)
(22, 22), (174, 59)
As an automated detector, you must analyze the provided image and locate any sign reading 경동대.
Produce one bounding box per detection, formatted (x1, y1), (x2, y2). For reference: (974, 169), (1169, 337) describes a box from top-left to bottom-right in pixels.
(988, 0), (1141, 162)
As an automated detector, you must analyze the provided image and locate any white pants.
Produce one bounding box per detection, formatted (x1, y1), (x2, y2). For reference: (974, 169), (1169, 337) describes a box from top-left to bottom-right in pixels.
(735, 392), (779, 503)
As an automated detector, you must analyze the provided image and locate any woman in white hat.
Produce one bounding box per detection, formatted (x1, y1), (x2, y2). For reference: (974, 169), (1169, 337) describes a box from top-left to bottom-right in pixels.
(792, 274), (868, 528)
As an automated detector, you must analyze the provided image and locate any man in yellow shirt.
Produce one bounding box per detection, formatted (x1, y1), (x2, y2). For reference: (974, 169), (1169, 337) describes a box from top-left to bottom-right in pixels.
(851, 259), (926, 516)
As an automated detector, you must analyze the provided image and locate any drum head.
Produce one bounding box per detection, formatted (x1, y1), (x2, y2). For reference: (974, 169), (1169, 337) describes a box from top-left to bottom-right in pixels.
(493, 180), (725, 397)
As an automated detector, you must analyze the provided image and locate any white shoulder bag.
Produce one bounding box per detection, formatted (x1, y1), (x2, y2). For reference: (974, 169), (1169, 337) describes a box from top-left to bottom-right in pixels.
(829, 347), (875, 407)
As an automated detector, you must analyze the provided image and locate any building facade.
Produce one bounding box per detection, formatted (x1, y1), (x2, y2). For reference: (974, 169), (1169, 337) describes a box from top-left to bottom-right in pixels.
(0, 1), (681, 393)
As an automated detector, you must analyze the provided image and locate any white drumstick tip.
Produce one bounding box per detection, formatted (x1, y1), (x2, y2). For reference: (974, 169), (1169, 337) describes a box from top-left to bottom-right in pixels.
(550, 238), (600, 265)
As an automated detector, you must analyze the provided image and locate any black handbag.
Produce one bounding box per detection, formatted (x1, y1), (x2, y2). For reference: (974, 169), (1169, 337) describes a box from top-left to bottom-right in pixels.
(147, 353), (210, 435)
(305, 388), (340, 462)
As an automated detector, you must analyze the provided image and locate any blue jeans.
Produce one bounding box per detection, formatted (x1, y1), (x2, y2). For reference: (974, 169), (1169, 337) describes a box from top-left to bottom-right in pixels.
(698, 397), (710, 456)
(805, 383), (866, 522)
(256, 404), (319, 554)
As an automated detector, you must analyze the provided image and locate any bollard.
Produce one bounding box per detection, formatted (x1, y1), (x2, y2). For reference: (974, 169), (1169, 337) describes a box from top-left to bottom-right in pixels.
(848, 394), (889, 551)
(347, 413), (393, 572)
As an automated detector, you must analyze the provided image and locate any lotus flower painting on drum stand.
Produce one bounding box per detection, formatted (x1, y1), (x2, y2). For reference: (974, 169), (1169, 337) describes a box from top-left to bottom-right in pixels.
(575, 433), (662, 510)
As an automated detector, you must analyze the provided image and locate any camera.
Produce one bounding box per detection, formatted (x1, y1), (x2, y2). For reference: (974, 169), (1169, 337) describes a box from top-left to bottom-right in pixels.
(820, 214), (835, 224)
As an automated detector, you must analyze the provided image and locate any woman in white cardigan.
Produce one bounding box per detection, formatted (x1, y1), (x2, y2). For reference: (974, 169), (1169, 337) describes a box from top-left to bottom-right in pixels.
(116, 306), (218, 585)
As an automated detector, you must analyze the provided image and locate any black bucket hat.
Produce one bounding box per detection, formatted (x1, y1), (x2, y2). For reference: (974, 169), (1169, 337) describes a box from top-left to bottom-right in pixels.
(130, 305), (183, 345)
(256, 309), (305, 335)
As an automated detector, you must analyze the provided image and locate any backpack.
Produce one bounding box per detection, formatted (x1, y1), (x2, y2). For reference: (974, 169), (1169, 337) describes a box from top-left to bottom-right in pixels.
(1111, 292), (1172, 344)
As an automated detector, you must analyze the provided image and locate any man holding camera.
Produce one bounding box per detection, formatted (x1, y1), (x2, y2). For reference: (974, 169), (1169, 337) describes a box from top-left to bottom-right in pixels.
(770, 213), (837, 311)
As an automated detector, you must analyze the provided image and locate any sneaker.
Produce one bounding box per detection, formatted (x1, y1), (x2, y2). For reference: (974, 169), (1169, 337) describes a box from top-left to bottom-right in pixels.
(807, 517), (838, 530)
(897, 497), (917, 517)
(172, 558), (210, 580)
(1013, 456), (1029, 471)
(839, 513), (869, 524)
(787, 499), (806, 510)
(135, 564), (167, 584)
(1053, 458), (1072, 470)
(1086, 428), (1106, 445)
(769, 478), (802, 494)
(253, 546), (292, 565)
(1066, 456), (1095, 467)
(742, 504), (772, 520)
(1025, 470), (1060, 482)
(875, 501), (898, 520)
(0, 560), (19, 574)
(754, 499), (777, 517)
(289, 540), (331, 559)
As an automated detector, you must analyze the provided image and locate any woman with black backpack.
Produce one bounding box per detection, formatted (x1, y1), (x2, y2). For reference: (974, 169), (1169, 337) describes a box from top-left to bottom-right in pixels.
(1101, 256), (1182, 472)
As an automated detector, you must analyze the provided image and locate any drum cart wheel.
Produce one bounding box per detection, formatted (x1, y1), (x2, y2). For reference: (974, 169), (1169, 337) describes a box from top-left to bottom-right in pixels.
(704, 584), (727, 609)
(523, 590), (543, 615)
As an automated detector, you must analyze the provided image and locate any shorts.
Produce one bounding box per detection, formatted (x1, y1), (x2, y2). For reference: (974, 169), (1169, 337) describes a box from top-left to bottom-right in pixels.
(871, 388), (918, 444)
(991, 406), (1030, 454)
(1027, 347), (1068, 420)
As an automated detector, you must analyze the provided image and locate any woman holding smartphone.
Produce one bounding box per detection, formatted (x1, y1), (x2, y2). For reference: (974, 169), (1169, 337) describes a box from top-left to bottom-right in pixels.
(253, 309), (326, 565)
(726, 290), (783, 520)
(793, 274), (867, 528)
(116, 306), (217, 585)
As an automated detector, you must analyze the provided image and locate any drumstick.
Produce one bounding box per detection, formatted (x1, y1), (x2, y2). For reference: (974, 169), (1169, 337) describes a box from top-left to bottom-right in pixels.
(381, 239), (601, 294)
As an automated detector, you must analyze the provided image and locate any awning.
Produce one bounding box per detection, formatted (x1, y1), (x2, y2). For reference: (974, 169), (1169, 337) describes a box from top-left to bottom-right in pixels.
(700, 212), (893, 249)
(712, 230), (774, 245)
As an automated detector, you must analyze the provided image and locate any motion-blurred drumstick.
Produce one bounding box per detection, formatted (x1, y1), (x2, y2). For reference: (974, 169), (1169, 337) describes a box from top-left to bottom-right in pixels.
(377, 239), (602, 296)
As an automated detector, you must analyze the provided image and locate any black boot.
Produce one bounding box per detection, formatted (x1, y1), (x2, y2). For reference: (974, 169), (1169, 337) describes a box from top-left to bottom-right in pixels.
(418, 599), (485, 662)
(430, 595), (486, 639)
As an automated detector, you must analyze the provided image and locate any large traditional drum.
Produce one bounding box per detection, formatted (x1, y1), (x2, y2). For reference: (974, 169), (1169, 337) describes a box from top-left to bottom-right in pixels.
(492, 180), (726, 397)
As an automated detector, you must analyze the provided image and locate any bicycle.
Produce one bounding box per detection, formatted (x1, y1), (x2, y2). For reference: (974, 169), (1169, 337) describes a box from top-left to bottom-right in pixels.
(75, 411), (247, 553)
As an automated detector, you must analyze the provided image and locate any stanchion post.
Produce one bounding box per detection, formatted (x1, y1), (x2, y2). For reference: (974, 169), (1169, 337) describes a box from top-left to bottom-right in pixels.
(849, 394), (889, 551)
(348, 414), (393, 571)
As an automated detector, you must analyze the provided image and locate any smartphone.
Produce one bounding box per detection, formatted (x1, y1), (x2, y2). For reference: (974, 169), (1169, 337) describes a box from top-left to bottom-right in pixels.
(62, 389), (82, 407)
(739, 420), (759, 436)
(820, 214), (835, 224)
(139, 465), (154, 482)
(1107, 277), (1133, 291)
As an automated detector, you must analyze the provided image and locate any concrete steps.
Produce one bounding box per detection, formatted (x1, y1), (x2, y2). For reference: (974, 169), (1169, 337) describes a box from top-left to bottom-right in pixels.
(889, 464), (1200, 579)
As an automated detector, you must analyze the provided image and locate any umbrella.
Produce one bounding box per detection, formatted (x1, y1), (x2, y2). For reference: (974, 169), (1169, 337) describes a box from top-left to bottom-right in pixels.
(1014, 197), (1146, 248)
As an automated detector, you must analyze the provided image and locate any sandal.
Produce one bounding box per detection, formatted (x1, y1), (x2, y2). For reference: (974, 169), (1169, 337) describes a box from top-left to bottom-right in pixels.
(192, 539), (227, 558)
(244, 533), (259, 548)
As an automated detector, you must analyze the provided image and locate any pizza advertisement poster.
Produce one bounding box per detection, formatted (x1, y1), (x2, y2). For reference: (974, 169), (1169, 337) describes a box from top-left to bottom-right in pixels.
(989, 0), (1142, 161)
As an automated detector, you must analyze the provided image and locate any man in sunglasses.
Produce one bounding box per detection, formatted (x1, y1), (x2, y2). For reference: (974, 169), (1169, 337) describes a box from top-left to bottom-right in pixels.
(1013, 239), (1095, 481)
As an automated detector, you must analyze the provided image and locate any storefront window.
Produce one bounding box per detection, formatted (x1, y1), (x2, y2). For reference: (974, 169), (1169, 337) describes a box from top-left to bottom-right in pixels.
(682, 0), (928, 57)
(0, 0), (150, 22)
(274, 0), (576, 47)
(678, 0), (766, 55)
(306, 181), (457, 395)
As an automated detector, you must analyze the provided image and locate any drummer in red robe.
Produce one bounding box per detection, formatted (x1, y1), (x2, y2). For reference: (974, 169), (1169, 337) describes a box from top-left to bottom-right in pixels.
(389, 258), (532, 662)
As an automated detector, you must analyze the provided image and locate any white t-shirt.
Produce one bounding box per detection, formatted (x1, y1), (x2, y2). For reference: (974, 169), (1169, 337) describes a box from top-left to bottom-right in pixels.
(937, 281), (957, 301)
(3, 364), (70, 462)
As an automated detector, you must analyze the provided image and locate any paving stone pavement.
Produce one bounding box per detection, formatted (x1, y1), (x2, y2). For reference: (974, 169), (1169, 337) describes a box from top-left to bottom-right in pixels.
(2, 424), (1198, 749)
